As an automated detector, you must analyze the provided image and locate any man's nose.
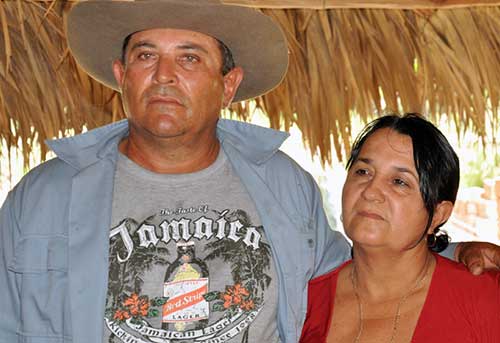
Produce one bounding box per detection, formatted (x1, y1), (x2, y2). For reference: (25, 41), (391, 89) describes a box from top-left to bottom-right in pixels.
(154, 56), (177, 84)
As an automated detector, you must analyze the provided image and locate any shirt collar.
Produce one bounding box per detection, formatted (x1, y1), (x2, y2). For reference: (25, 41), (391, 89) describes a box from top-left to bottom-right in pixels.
(46, 119), (289, 170)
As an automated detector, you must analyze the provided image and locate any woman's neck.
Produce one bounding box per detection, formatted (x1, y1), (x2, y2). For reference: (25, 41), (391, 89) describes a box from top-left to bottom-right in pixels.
(350, 245), (435, 302)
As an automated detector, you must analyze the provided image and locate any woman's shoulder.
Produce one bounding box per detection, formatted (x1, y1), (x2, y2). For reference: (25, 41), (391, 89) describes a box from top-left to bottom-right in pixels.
(432, 253), (500, 316)
(301, 261), (351, 343)
(434, 253), (500, 288)
(415, 254), (500, 342)
(305, 260), (351, 313)
(309, 260), (352, 286)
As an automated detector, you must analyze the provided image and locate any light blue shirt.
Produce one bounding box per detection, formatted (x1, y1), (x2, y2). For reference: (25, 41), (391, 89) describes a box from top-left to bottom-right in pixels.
(0, 119), (456, 342)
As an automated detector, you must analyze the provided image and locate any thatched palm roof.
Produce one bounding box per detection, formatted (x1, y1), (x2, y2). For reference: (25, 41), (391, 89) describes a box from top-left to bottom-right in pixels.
(1, 0), (499, 169)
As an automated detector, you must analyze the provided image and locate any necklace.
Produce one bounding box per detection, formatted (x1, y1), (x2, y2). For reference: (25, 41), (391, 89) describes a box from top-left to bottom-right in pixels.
(349, 255), (431, 343)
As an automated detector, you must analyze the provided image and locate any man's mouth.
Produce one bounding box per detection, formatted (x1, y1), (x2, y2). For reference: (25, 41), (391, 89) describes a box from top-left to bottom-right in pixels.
(148, 95), (182, 106)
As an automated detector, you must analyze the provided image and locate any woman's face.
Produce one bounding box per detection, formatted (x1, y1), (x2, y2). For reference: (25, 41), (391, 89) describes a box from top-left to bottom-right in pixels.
(341, 128), (431, 251)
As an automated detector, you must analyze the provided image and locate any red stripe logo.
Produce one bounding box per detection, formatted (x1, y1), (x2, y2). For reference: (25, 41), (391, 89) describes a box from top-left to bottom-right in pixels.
(162, 284), (208, 317)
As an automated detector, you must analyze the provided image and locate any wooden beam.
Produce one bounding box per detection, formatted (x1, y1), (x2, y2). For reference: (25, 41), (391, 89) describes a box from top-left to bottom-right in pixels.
(222, 0), (500, 9)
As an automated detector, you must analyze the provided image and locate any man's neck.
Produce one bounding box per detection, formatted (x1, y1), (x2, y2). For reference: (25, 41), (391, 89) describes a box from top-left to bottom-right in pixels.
(118, 132), (221, 174)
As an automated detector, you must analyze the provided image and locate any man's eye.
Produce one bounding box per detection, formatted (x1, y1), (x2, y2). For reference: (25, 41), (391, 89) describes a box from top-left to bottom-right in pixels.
(138, 52), (154, 60)
(182, 55), (200, 63)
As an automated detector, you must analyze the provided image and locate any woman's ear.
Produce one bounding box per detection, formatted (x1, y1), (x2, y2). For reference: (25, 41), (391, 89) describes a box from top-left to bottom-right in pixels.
(428, 201), (454, 234)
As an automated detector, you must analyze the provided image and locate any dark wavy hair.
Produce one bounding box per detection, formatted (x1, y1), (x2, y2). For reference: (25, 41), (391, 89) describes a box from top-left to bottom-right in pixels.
(346, 113), (460, 252)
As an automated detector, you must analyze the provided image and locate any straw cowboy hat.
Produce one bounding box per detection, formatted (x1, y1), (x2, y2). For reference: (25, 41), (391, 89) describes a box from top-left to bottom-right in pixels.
(66, 0), (289, 102)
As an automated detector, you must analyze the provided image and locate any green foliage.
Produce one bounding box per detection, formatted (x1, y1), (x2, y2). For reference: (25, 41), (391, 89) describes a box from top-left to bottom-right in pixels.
(461, 150), (500, 188)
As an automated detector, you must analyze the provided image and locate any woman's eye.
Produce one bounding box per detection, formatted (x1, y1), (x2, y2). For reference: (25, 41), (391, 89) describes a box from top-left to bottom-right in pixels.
(393, 178), (408, 187)
(354, 169), (369, 176)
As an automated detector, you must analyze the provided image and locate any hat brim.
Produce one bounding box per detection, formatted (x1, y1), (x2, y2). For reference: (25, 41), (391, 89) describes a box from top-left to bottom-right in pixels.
(66, 0), (289, 102)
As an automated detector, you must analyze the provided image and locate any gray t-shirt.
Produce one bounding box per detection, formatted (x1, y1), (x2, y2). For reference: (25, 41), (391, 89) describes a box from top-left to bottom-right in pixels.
(103, 150), (279, 343)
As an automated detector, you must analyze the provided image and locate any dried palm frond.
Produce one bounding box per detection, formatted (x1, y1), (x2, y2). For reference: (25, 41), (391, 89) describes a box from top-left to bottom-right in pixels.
(0, 1), (499, 173)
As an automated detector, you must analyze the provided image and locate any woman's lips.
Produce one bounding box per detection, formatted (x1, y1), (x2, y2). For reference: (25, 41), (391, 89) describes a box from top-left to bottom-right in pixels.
(358, 211), (384, 220)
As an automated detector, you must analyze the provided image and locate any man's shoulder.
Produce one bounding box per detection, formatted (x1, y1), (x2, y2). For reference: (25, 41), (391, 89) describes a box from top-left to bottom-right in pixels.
(0, 157), (74, 226)
(265, 148), (308, 171)
(7, 157), (74, 203)
(218, 119), (289, 162)
(46, 120), (127, 169)
(218, 119), (317, 186)
(263, 149), (316, 187)
(17, 157), (73, 187)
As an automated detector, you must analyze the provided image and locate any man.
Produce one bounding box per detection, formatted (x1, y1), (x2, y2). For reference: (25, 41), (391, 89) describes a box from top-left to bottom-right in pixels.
(0, 1), (498, 343)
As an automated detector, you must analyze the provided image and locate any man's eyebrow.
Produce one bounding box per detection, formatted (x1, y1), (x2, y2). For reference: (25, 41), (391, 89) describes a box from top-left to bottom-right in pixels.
(176, 42), (209, 54)
(129, 41), (156, 52)
(128, 41), (209, 55)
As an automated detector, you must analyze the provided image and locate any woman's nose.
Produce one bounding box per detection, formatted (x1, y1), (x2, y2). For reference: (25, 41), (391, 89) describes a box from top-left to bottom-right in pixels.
(361, 178), (385, 202)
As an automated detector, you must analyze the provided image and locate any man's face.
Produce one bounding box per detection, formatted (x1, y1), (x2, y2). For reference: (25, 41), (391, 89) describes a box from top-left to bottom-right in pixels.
(112, 28), (243, 142)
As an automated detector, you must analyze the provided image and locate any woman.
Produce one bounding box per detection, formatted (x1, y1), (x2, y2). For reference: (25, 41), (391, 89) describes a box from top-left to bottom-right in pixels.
(300, 114), (500, 342)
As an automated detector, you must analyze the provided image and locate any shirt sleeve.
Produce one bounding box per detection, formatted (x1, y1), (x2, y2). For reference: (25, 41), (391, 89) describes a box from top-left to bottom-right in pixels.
(308, 176), (351, 278)
(439, 241), (457, 260)
(0, 192), (21, 342)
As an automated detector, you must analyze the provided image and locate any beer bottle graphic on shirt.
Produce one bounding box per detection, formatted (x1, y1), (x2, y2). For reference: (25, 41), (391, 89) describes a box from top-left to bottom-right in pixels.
(162, 241), (209, 331)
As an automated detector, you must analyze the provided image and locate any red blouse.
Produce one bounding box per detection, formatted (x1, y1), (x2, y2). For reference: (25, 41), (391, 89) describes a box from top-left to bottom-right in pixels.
(300, 254), (500, 342)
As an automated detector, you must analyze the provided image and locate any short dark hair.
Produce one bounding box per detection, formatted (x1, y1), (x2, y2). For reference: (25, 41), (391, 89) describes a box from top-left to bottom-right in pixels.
(120, 32), (235, 76)
(346, 113), (460, 252)
(216, 38), (235, 76)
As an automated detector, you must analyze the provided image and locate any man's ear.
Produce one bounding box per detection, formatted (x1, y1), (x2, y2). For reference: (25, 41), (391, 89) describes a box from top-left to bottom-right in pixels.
(222, 67), (244, 107)
(428, 201), (454, 234)
(112, 59), (126, 89)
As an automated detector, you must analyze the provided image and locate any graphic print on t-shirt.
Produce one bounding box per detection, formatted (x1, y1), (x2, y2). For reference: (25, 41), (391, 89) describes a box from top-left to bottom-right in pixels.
(104, 205), (273, 343)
